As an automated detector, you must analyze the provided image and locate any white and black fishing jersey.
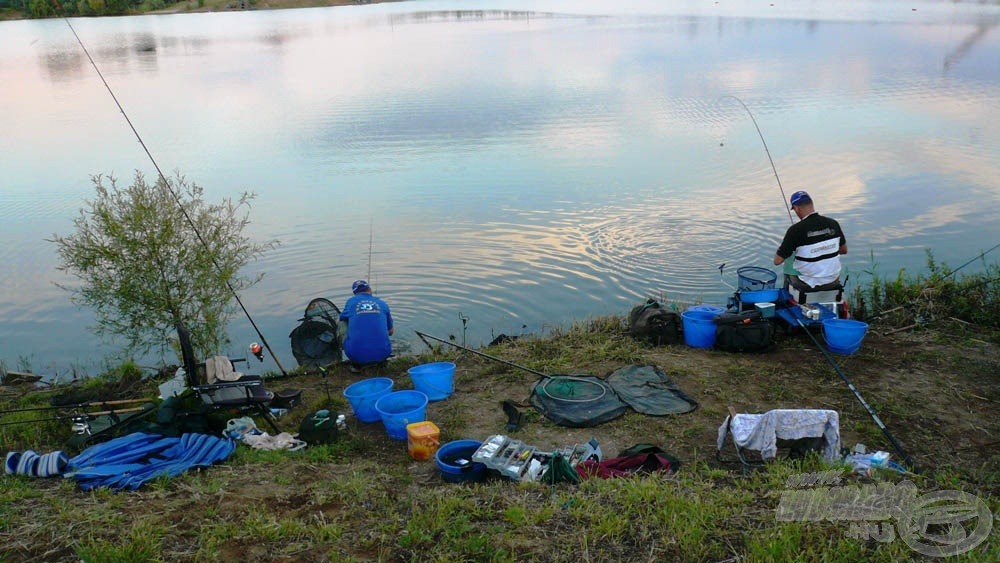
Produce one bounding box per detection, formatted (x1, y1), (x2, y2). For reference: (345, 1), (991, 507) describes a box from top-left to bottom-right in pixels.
(776, 212), (846, 287)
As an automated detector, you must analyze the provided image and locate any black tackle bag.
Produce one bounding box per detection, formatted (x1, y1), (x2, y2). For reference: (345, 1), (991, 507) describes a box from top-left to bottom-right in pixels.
(713, 310), (775, 353)
(627, 299), (681, 345)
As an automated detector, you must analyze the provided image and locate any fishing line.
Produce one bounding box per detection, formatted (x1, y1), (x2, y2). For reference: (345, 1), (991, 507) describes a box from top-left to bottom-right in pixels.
(721, 95), (794, 223)
(52, 5), (287, 375)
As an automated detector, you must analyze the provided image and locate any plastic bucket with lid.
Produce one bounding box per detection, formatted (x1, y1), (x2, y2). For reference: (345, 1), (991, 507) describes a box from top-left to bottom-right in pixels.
(374, 390), (428, 440)
(407, 362), (456, 401)
(435, 439), (486, 483)
(822, 318), (868, 355)
(342, 377), (394, 423)
(682, 310), (718, 349)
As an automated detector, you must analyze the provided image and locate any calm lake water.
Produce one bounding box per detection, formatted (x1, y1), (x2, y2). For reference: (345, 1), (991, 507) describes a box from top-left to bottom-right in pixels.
(1, 0), (998, 377)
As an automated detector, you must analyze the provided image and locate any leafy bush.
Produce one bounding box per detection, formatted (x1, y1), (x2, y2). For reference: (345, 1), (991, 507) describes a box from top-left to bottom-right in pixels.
(850, 249), (1000, 330)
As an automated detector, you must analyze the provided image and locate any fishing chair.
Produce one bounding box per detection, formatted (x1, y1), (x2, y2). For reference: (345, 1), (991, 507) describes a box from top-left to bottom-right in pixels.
(784, 275), (844, 307)
(716, 407), (840, 474)
(176, 323), (280, 433)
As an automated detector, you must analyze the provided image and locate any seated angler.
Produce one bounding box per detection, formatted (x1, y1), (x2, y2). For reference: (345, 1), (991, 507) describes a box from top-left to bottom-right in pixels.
(773, 190), (848, 302)
(339, 280), (394, 372)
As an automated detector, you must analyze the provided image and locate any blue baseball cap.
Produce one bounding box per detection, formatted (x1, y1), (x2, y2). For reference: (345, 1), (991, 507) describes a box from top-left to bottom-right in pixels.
(789, 191), (812, 206)
(351, 280), (370, 294)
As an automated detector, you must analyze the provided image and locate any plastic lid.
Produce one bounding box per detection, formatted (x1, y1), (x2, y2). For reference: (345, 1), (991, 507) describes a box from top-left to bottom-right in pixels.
(406, 421), (439, 436)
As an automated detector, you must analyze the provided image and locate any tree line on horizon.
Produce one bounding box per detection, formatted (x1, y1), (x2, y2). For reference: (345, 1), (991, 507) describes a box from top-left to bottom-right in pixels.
(1, 0), (201, 19)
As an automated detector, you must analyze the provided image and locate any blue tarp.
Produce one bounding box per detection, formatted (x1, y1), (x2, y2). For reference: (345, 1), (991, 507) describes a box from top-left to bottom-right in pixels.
(65, 432), (235, 491)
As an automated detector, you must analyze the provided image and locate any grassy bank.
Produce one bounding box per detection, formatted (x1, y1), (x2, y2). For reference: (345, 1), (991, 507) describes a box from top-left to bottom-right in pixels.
(2, 262), (999, 561)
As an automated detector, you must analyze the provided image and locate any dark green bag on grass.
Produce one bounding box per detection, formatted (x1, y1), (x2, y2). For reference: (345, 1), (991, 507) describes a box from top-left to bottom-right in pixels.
(298, 410), (340, 445)
(627, 299), (681, 345)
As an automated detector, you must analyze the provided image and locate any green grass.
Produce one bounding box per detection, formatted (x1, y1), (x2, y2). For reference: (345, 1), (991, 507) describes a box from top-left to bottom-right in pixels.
(2, 262), (998, 561)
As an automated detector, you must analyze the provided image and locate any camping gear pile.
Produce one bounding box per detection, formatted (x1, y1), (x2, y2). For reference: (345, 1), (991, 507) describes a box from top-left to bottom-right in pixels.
(626, 264), (863, 356)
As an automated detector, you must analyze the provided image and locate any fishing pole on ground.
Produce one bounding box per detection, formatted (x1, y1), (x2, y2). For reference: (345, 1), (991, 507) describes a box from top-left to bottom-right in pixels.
(49, 0), (287, 376)
(414, 330), (604, 431)
(793, 317), (916, 471)
(0, 404), (152, 427)
(0, 398), (151, 416)
(414, 331), (550, 378)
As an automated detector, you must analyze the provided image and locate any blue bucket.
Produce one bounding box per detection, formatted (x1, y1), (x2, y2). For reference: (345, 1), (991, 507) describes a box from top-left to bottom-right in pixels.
(435, 440), (486, 483)
(407, 362), (456, 401)
(342, 377), (394, 423)
(823, 318), (868, 355)
(682, 310), (718, 349)
(375, 390), (428, 440)
(686, 305), (725, 315)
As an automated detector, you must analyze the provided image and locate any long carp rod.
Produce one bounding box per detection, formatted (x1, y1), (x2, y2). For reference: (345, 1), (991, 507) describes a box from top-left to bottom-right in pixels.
(414, 330), (550, 378)
(721, 95), (794, 224)
(51, 3), (286, 375)
(0, 397), (150, 416)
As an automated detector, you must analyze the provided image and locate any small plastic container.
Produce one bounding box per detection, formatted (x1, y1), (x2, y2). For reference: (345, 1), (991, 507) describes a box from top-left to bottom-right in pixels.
(406, 421), (440, 461)
(472, 435), (509, 464)
(755, 302), (775, 318)
(870, 451), (890, 467)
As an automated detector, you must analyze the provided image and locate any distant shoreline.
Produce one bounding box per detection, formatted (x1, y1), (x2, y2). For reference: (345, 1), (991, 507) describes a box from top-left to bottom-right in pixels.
(1, 0), (405, 22)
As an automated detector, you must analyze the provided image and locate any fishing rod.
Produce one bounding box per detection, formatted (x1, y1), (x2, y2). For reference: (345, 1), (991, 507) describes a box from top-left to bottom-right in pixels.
(367, 218), (374, 285)
(0, 398), (150, 416)
(0, 404), (151, 427)
(721, 94), (794, 224)
(944, 242), (1000, 280)
(794, 317), (916, 470)
(414, 331), (550, 378)
(868, 243), (1000, 321)
(52, 3), (287, 376)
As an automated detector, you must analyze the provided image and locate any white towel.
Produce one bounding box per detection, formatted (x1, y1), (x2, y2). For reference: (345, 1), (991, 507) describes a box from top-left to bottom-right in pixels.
(205, 356), (243, 383)
(718, 409), (840, 460)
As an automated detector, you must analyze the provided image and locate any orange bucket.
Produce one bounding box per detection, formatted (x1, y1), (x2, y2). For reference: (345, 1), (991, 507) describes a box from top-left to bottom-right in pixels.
(406, 421), (440, 461)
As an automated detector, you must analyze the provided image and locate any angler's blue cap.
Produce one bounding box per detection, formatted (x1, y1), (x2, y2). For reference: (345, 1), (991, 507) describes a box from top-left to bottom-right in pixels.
(352, 280), (371, 294)
(789, 191), (812, 206)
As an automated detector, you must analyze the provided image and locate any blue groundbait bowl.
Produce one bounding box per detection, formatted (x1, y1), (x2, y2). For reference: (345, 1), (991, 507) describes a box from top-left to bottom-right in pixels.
(823, 318), (869, 355)
(342, 377), (394, 423)
(435, 440), (486, 483)
(407, 362), (456, 402)
(739, 288), (781, 304)
(374, 390), (428, 440)
(682, 310), (719, 349)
